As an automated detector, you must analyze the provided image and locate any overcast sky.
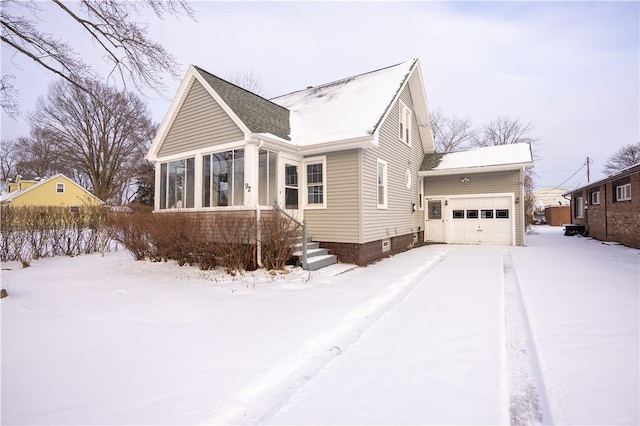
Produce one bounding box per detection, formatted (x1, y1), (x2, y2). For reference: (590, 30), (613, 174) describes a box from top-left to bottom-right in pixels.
(2, 1), (638, 189)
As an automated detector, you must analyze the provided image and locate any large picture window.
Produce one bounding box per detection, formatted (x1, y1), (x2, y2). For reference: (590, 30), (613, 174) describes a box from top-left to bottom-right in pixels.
(159, 157), (195, 209)
(202, 149), (244, 207)
(305, 157), (325, 208)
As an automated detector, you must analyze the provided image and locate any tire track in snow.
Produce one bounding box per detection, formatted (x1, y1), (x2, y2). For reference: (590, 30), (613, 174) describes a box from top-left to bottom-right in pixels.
(502, 251), (553, 425)
(200, 249), (451, 425)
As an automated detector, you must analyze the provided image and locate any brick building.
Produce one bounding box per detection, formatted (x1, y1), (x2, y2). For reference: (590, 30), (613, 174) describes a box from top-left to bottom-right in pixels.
(565, 162), (640, 248)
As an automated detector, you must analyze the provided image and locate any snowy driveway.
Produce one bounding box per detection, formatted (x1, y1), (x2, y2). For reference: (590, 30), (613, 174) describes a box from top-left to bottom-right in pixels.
(1, 227), (638, 425)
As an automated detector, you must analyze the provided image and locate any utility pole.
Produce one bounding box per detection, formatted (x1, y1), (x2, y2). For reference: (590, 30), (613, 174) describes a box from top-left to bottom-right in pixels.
(586, 156), (591, 183)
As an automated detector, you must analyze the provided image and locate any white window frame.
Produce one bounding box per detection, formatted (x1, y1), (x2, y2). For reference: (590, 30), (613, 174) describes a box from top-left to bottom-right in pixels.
(377, 159), (388, 209)
(399, 100), (411, 145)
(576, 196), (585, 218)
(590, 191), (600, 205)
(56, 183), (65, 193)
(303, 156), (326, 209)
(419, 178), (424, 210)
(616, 183), (631, 201)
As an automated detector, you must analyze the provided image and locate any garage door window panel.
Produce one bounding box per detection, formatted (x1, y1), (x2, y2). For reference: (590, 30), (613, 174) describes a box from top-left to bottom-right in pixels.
(481, 209), (494, 219)
(467, 210), (479, 219)
(496, 209), (509, 219)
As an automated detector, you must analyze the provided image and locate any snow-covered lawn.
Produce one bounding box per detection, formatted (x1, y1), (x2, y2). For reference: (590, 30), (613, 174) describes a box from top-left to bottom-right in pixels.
(1, 226), (638, 425)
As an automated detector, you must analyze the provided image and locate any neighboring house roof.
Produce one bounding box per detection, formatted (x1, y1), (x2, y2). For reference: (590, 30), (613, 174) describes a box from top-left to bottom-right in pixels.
(194, 66), (291, 141)
(419, 143), (533, 176)
(0, 174), (104, 205)
(7, 173), (41, 183)
(564, 161), (640, 196)
(270, 60), (415, 146)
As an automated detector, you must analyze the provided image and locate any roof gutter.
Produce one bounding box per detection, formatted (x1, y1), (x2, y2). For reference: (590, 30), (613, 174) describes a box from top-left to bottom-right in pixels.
(418, 161), (533, 177)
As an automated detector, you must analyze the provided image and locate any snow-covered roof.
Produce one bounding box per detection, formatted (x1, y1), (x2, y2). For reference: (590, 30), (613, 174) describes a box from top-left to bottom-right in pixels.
(270, 60), (415, 146)
(420, 143), (533, 175)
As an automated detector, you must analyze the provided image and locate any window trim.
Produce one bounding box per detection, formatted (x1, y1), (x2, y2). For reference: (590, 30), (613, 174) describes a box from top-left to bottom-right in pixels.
(590, 190), (601, 205)
(377, 158), (388, 209)
(399, 100), (411, 146)
(56, 183), (65, 193)
(303, 156), (326, 209)
(616, 183), (631, 201)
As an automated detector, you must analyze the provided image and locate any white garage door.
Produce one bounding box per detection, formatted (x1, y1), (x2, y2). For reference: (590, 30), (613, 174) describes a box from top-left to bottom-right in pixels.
(449, 197), (513, 245)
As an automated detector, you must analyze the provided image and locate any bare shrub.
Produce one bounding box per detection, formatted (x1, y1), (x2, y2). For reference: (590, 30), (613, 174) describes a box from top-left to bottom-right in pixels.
(209, 213), (257, 274)
(260, 212), (301, 270)
(108, 210), (154, 261)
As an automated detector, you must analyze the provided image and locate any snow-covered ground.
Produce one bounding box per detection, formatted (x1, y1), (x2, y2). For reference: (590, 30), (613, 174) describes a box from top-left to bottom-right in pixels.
(1, 226), (638, 425)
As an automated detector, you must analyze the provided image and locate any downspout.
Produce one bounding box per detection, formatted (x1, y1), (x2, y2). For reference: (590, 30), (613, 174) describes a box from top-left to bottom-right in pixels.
(256, 204), (262, 268)
(604, 184), (608, 239)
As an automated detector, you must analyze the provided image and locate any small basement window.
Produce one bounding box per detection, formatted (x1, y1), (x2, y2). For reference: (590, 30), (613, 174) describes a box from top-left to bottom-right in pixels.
(382, 238), (391, 252)
(69, 206), (80, 214)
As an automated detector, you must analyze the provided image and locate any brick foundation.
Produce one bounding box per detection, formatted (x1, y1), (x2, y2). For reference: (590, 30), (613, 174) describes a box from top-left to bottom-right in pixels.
(320, 231), (425, 266)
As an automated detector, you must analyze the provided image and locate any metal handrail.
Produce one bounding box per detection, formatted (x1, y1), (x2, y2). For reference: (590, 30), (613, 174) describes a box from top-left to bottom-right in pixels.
(272, 201), (307, 270)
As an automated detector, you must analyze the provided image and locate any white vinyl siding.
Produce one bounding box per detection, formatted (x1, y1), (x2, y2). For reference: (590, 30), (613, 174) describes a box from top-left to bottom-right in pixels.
(361, 82), (425, 243)
(304, 150), (360, 243)
(158, 79), (244, 157)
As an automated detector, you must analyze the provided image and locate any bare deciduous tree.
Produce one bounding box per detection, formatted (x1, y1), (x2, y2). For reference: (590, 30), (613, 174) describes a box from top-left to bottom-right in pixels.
(473, 116), (537, 147)
(430, 108), (476, 152)
(0, 138), (18, 183)
(13, 128), (68, 177)
(603, 142), (640, 175)
(29, 79), (155, 204)
(1, 0), (194, 117)
(226, 68), (264, 95)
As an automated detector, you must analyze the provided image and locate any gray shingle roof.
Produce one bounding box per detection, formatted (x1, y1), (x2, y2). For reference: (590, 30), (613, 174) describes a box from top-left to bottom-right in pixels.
(194, 66), (290, 141)
(419, 153), (445, 171)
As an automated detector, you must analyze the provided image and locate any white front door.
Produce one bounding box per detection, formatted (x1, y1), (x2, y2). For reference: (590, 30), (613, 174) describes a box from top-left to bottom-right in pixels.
(425, 198), (445, 242)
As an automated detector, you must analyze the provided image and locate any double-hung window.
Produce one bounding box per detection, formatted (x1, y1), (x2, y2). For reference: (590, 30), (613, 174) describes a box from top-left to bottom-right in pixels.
(377, 159), (388, 208)
(202, 149), (244, 207)
(305, 157), (326, 208)
(616, 183), (631, 201)
(399, 100), (411, 145)
(160, 157), (195, 209)
(56, 183), (65, 193)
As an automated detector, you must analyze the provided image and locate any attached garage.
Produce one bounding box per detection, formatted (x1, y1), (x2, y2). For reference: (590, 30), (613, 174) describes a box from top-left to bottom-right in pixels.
(419, 144), (533, 247)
